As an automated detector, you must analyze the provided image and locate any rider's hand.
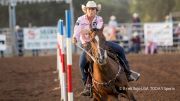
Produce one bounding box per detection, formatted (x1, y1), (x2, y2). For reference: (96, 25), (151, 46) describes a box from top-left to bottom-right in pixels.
(92, 28), (99, 31)
(72, 37), (77, 44)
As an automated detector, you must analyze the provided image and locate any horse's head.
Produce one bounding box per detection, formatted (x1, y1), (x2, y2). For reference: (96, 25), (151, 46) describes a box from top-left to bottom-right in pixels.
(89, 29), (107, 65)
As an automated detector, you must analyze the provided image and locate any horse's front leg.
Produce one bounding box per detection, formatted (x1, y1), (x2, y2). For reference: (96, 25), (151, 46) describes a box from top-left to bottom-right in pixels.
(92, 91), (101, 101)
(125, 84), (136, 101)
(116, 72), (136, 101)
(107, 95), (119, 101)
(116, 84), (136, 101)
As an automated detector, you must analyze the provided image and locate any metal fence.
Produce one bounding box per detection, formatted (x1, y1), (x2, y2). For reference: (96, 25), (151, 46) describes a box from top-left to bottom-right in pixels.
(0, 28), (56, 57)
(0, 21), (180, 57)
(110, 21), (180, 54)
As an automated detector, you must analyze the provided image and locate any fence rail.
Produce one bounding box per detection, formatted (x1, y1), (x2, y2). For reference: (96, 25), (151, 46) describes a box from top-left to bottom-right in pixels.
(104, 21), (180, 54)
(0, 21), (180, 57)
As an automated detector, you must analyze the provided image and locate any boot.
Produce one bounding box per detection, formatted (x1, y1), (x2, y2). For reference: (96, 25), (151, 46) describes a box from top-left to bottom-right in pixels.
(126, 70), (140, 81)
(116, 51), (140, 81)
(80, 84), (91, 96)
(120, 59), (140, 81)
(130, 70), (140, 81)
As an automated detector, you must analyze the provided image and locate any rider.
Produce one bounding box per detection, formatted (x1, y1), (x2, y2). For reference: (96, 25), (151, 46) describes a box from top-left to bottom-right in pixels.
(72, 1), (140, 96)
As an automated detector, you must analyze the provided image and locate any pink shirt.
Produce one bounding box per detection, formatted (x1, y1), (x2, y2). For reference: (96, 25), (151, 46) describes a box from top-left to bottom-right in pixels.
(73, 15), (103, 44)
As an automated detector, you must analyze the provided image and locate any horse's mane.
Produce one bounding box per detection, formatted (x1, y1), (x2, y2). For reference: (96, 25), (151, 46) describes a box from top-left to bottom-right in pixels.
(89, 29), (105, 59)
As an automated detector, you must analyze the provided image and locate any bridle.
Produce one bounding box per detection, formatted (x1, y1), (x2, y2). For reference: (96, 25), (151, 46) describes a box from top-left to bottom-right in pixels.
(75, 44), (96, 62)
(89, 30), (108, 65)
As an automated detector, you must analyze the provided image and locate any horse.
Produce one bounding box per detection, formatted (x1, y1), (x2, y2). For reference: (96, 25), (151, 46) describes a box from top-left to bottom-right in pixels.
(86, 29), (136, 101)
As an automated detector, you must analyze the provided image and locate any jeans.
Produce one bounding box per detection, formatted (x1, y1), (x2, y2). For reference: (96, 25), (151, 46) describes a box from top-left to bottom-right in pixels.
(129, 43), (141, 53)
(105, 41), (131, 74)
(79, 51), (89, 83)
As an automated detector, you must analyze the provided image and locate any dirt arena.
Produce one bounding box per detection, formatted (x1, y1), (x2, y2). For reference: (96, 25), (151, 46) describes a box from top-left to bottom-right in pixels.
(0, 53), (179, 101)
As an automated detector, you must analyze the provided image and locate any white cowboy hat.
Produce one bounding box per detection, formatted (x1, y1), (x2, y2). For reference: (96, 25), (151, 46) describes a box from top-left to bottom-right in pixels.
(81, 1), (101, 13)
(133, 13), (139, 18)
(110, 15), (116, 20)
(133, 32), (138, 37)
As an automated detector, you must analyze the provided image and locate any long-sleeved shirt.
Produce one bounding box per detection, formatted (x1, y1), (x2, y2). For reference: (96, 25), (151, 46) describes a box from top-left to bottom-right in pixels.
(73, 14), (103, 44)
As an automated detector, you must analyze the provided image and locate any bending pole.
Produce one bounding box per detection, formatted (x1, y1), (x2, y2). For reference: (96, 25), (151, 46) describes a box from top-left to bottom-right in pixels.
(57, 19), (67, 101)
(65, 10), (73, 101)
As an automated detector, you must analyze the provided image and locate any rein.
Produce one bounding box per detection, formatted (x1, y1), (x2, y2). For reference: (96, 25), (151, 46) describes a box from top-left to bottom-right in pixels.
(92, 64), (121, 87)
(75, 44), (96, 62)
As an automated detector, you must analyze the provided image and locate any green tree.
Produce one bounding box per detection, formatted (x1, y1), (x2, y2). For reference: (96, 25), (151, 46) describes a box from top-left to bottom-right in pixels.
(0, 2), (69, 27)
(130, 0), (179, 22)
(0, 0), (131, 27)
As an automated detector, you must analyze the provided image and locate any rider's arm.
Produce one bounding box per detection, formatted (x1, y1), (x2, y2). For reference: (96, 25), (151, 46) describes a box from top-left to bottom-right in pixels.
(73, 18), (81, 42)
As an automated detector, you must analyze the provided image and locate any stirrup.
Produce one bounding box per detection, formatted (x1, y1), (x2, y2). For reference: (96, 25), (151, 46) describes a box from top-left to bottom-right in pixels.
(80, 84), (92, 96)
(128, 70), (140, 81)
(80, 89), (90, 96)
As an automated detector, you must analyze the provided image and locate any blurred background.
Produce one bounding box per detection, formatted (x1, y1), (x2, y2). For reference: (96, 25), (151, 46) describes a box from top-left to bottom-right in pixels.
(0, 1), (180, 101)
(0, 0), (180, 57)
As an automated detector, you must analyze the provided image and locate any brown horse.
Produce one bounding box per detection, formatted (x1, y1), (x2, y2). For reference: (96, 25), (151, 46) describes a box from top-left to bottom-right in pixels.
(86, 29), (136, 101)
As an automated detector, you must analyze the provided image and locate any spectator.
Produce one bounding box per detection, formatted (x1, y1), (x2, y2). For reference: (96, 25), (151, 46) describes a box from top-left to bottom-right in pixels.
(15, 25), (24, 56)
(132, 13), (141, 29)
(107, 15), (118, 42)
(165, 15), (173, 22)
(145, 37), (158, 55)
(0, 51), (3, 58)
(175, 23), (180, 48)
(0, 40), (4, 58)
(129, 32), (141, 53)
(108, 15), (118, 27)
(32, 49), (39, 56)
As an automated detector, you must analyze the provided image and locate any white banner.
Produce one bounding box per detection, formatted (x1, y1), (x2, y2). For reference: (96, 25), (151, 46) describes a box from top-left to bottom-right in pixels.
(144, 23), (173, 46)
(0, 34), (6, 51)
(24, 27), (57, 49)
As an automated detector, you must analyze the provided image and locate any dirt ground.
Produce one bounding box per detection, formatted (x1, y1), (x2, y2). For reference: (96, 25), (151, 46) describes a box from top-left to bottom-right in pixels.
(0, 53), (179, 101)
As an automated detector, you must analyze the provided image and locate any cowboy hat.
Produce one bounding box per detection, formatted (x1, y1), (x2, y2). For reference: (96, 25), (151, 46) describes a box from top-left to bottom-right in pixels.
(133, 13), (139, 18)
(133, 32), (138, 37)
(110, 15), (116, 20)
(81, 1), (101, 13)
